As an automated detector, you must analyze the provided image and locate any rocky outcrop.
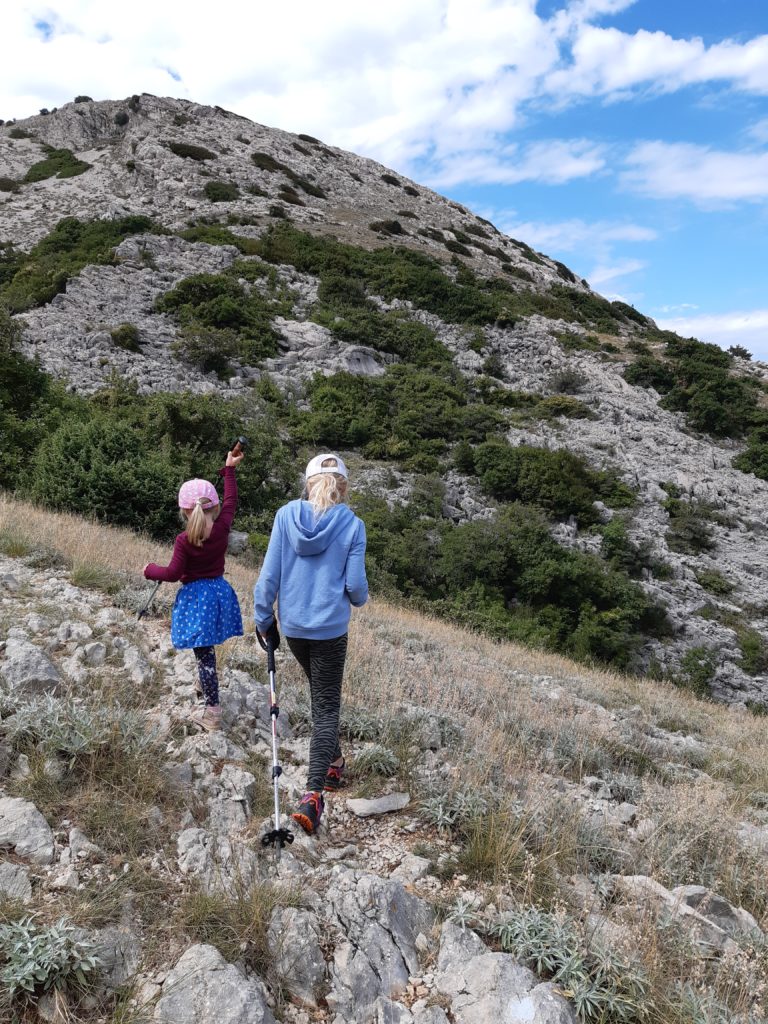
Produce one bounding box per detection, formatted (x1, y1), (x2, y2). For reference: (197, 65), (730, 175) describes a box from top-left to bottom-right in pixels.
(153, 944), (276, 1024)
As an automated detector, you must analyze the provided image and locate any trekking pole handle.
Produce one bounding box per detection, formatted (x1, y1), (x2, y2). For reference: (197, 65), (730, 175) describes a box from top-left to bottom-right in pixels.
(256, 630), (276, 674)
(231, 436), (248, 457)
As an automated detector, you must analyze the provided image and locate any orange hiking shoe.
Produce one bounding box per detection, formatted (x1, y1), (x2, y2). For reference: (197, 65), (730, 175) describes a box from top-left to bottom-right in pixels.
(292, 791), (324, 835)
(324, 758), (346, 792)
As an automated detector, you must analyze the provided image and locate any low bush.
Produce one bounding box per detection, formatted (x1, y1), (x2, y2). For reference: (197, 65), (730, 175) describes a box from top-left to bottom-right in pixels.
(113, 111), (129, 126)
(663, 491), (716, 554)
(166, 141), (216, 161)
(23, 146), (91, 183)
(0, 177), (19, 192)
(110, 322), (141, 351)
(473, 439), (633, 524)
(204, 180), (239, 202)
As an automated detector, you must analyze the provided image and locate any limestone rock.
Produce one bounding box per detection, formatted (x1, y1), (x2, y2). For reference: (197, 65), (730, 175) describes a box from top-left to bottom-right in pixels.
(0, 638), (62, 695)
(346, 793), (410, 817)
(327, 869), (435, 1021)
(0, 796), (55, 864)
(435, 922), (577, 1024)
(671, 884), (764, 939)
(153, 943), (276, 1024)
(268, 907), (326, 1007)
(0, 859), (32, 902)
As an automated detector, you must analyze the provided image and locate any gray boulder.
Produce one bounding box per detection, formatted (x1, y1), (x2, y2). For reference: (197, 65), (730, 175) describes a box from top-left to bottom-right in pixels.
(0, 859), (32, 902)
(227, 531), (250, 556)
(0, 639), (62, 695)
(267, 907), (326, 1007)
(0, 796), (55, 864)
(153, 944), (275, 1024)
(671, 884), (763, 939)
(436, 922), (577, 1024)
(327, 869), (435, 1022)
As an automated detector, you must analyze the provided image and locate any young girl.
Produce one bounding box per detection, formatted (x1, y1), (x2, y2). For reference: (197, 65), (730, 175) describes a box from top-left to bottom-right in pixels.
(253, 453), (368, 835)
(143, 448), (244, 731)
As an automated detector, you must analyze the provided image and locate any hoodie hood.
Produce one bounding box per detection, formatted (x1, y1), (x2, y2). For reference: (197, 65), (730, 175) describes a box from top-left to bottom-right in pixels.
(286, 500), (356, 556)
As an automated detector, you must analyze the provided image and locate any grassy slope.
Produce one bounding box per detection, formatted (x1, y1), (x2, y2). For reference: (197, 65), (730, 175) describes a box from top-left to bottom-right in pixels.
(1, 492), (767, 1022)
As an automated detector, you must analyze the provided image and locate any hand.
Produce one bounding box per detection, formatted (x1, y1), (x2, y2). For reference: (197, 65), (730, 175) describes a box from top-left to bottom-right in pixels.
(226, 449), (245, 468)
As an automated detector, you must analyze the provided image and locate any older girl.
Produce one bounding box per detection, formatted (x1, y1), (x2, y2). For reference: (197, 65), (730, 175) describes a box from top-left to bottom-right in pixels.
(253, 453), (368, 834)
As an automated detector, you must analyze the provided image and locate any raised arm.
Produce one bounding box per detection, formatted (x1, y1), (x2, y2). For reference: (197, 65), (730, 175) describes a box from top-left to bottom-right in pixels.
(253, 511), (283, 632)
(144, 534), (188, 583)
(215, 464), (238, 533)
(345, 519), (369, 607)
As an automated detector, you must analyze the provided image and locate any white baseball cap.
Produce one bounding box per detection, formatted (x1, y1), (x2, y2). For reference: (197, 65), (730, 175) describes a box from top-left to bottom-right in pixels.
(304, 453), (349, 480)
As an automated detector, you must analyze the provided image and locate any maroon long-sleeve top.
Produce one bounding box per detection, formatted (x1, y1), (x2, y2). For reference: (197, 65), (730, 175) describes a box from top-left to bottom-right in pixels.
(144, 466), (237, 584)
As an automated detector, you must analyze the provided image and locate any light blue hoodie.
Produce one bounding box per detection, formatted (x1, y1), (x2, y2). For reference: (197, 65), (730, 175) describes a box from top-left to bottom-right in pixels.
(253, 500), (368, 640)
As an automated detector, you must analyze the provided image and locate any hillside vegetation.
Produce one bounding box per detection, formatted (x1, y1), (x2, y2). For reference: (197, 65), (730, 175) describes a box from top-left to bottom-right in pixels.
(0, 497), (767, 1023)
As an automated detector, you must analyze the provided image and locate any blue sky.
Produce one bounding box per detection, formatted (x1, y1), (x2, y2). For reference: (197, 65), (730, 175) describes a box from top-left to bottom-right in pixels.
(3, 0), (767, 355)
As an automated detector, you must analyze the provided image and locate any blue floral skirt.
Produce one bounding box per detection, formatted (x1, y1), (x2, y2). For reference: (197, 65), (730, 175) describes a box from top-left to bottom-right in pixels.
(171, 577), (243, 649)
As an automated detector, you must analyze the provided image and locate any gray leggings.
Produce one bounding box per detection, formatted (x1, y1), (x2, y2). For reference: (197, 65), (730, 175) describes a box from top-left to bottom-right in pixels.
(287, 634), (347, 792)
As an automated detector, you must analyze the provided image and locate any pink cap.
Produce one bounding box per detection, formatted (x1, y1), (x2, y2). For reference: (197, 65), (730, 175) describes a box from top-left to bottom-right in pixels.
(178, 478), (219, 510)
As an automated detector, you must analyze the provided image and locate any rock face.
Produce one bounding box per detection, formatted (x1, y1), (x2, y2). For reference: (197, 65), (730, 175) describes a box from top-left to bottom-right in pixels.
(0, 796), (55, 864)
(153, 944), (276, 1024)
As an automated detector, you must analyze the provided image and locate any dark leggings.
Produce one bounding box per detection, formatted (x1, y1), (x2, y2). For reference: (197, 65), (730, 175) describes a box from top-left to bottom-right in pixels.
(193, 646), (219, 707)
(287, 634), (348, 792)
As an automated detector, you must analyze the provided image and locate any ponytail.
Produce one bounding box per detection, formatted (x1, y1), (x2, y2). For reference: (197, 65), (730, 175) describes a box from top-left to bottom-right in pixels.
(307, 472), (347, 518)
(185, 500), (208, 547)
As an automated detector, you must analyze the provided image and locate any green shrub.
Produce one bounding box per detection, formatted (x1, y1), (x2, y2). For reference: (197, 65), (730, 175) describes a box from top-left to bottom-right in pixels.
(555, 331), (601, 352)
(23, 146), (91, 182)
(74, 95), (92, 103)
(623, 355), (675, 393)
(663, 494), (716, 554)
(728, 344), (751, 360)
(381, 173), (401, 186)
(253, 223), (627, 333)
(172, 325), (240, 378)
(738, 627), (768, 675)
(490, 907), (651, 1023)
(473, 440), (632, 523)
(694, 568), (733, 596)
(369, 219), (405, 235)
(113, 111), (129, 126)
(548, 368), (587, 394)
(674, 646), (716, 697)
(110, 322), (141, 351)
(0, 177), (19, 192)
(204, 180), (240, 202)
(155, 271), (280, 365)
(8, 127), (33, 139)
(166, 141), (216, 161)
(0, 215), (159, 312)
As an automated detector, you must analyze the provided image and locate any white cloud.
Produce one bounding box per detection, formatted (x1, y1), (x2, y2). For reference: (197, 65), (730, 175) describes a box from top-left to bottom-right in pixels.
(495, 216), (656, 252)
(588, 258), (646, 286)
(427, 139), (606, 187)
(657, 309), (768, 360)
(546, 25), (768, 100)
(622, 141), (768, 204)
(747, 118), (768, 144)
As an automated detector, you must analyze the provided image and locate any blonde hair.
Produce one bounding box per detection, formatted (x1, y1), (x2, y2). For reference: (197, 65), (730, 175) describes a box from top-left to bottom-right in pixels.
(181, 499), (220, 547)
(307, 458), (348, 517)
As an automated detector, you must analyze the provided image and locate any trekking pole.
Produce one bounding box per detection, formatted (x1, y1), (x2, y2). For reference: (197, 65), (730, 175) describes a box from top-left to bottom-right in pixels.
(257, 629), (294, 859)
(136, 581), (162, 621)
